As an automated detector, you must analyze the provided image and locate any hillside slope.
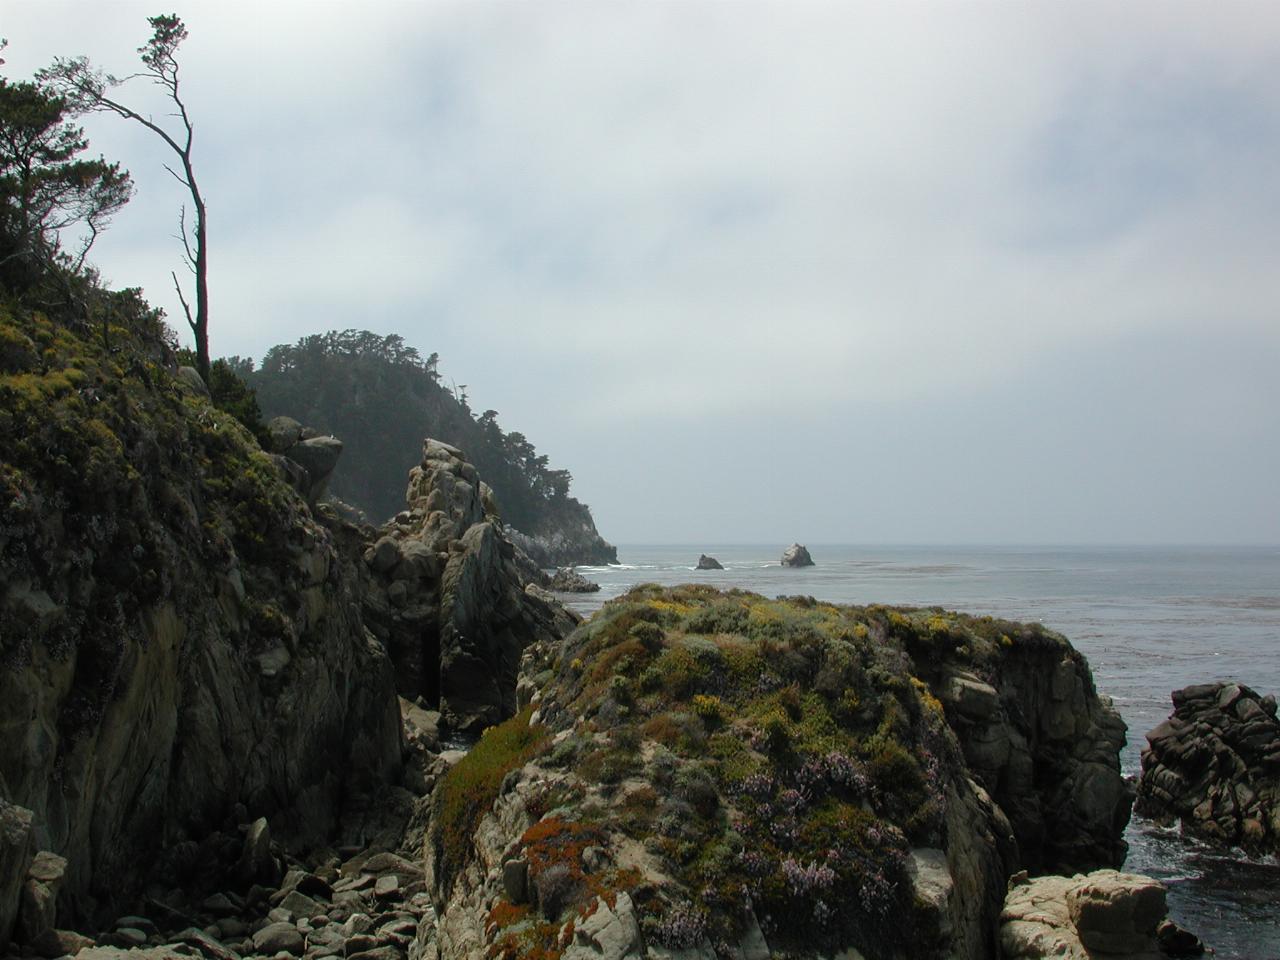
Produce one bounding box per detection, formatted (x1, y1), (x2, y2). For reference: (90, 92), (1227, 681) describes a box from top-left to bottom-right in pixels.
(240, 331), (616, 566)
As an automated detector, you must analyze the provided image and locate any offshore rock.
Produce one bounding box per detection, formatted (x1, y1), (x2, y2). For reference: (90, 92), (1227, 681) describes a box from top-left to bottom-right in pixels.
(427, 587), (1131, 960)
(780, 543), (814, 567)
(1134, 681), (1280, 853)
(695, 554), (723, 570)
(355, 439), (579, 735)
(547, 567), (600, 593)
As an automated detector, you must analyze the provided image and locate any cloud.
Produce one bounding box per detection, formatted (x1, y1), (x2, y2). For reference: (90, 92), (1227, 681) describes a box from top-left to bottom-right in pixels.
(5, 0), (1279, 542)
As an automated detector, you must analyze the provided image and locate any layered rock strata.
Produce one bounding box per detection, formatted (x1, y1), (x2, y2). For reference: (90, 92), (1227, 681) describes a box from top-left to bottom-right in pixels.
(354, 440), (579, 736)
(1135, 681), (1280, 852)
(0, 322), (403, 925)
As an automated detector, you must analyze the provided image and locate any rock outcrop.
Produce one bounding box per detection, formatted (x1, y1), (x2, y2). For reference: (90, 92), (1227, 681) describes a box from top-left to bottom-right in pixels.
(0, 312), (403, 927)
(547, 567), (600, 593)
(354, 439), (579, 736)
(1001, 869), (1204, 959)
(695, 554), (723, 570)
(780, 543), (814, 567)
(902, 610), (1132, 872)
(1135, 681), (1280, 853)
(265, 415), (343, 506)
(424, 586), (1132, 960)
(505, 523), (617, 569)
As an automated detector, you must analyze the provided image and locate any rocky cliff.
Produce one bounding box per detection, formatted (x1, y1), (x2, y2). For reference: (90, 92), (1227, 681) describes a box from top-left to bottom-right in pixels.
(0, 309), (403, 929)
(353, 439), (579, 736)
(422, 587), (1132, 960)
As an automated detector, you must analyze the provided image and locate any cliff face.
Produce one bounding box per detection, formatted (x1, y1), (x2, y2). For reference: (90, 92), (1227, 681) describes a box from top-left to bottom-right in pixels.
(423, 588), (1131, 960)
(355, 439), (580, 736)
(0, 310), (403, 925)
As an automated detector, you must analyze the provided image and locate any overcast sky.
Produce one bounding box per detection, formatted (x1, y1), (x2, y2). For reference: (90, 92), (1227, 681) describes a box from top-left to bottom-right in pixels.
(5, 2), (1279, 545)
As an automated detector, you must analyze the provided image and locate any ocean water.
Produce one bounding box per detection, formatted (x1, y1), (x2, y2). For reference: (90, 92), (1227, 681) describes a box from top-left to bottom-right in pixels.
(562, 544), (1280, 958)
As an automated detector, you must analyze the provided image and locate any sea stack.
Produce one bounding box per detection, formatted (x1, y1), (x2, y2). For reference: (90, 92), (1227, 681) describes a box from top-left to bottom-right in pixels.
(781, 543), (815, 567)
(696, 554), (724, 570)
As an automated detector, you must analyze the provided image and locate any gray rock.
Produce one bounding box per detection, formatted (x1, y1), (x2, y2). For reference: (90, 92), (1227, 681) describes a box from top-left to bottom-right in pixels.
(0, 800), (34, 948)
(238, 818), (276, 885)
(1067, 870), (1166, 954)
(176, 365), (210, 396)
(695, 554), (723, 570)
(561, 892), (641, 960)
(17, 852), (66, 943)
(267, 416), (304, 454)
(288, 436), (344, 503)
(30, 927), (95, 959)
(251, 921), (304, 956)
(780, 543), (814, 567)
(501, 859), (528, 904)
(278, 890), (325, 920)
(373, 876), (399, 901)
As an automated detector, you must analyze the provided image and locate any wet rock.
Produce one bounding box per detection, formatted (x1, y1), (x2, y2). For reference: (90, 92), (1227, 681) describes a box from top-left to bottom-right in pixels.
(695, 554), (723, 570)
(1135, 681), (1280, 853)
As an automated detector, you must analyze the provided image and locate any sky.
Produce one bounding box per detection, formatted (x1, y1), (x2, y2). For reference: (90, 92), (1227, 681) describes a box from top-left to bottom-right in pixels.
(4, 1), (1279, 545)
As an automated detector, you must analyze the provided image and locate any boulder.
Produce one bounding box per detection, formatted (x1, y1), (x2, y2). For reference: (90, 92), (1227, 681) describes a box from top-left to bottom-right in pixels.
(780, 544), (814, 567)
(266, 415), (305, 454)
(288, 435), (344, 503)
(0, 800), (34, 948)
(252, 920), (304, 955)
(1001, 870), (1193, 959)
(1135, 681), (1280, 853)
(547, 568), (600, 593)
(695, 554), (723, 570)
(16, 851), (66, 944)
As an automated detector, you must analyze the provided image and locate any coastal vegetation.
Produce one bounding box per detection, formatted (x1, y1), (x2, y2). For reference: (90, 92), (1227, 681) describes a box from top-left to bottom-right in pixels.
(237, 330), (616, 562)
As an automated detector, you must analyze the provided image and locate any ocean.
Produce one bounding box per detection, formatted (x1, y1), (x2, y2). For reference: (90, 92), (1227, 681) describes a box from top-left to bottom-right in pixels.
(562, 544), (1280, 958)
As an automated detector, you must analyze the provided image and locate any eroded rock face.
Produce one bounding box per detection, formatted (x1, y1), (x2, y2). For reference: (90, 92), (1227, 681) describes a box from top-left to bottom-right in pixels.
(918, 624), (1133, 873)
(547, 568), (600, 593)
(0, 351), (403, 925)
(1135, 681), (1280, 853)
(355, 439), (579, 735)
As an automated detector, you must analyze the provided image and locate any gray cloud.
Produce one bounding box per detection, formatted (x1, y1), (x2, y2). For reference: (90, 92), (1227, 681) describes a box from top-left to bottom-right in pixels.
(5, 1), (1278, 543)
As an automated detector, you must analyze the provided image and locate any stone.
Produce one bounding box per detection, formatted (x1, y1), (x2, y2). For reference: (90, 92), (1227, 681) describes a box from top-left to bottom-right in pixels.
(251, 921), (304, 956)
(695, 554), (723, 570)
(1066, 870), (1166, 954)
(501, 859), (528, 904)
(370, 537), (403, 574)
(780, 543), (814, 567)
(561, 893), (641, 960)
(108, 928), (149, 948)
(0, 800), (34, 948)
(1156, 918), (1205, 956)
(278, 890), (325, 919)
(17, 852), (66, 943)
(176, 366), (210, 396)
(238, 818), (276, 885)
(287, 436), (344, 502)
(267, 416), (304, 454)
(373, 876), (399, 901)
(30, 927), (96, 958)
(201, 893), (238, 916)
(943, 673), (1000, 722)
(546, 568), (600, 593)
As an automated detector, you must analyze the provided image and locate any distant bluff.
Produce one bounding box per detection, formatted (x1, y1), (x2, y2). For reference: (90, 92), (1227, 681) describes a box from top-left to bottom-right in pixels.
(425, 585), (1132, 960)
(241, 331), (616, 567)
